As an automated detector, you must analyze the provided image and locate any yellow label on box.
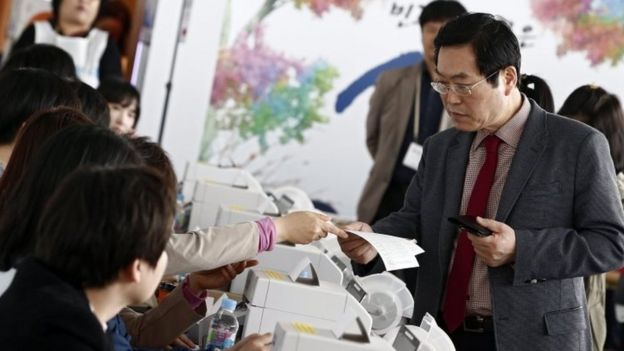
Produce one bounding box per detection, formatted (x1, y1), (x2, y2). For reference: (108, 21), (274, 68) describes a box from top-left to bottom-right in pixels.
(292, 322), (316, 335)
(263, 270), (285, 281)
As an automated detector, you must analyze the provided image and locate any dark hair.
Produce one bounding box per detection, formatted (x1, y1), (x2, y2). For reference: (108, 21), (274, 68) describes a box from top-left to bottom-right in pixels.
(419, 0), (467, 27)
(52, 0), (107, 25)
(434, 13), (521, 86)
(73, 80), (110, 127)
(34, 166), (175, 288)
(0, 125), (142, 270)
(558, 85), (624, 173)
(2, 44), (77, 80)
(0, 108), (93, 210)
(130, 137), (177, 191)
(0, 68), (80, 143)
(97, 77), (141, 127)
(519, 74), (554, 113)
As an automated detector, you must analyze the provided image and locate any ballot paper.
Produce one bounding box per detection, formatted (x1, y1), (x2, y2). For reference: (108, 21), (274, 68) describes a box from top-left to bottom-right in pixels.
(346, 231), (424, 271)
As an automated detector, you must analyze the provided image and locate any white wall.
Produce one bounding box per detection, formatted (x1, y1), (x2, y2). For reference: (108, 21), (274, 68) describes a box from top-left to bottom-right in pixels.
(137, 0), (227, 177)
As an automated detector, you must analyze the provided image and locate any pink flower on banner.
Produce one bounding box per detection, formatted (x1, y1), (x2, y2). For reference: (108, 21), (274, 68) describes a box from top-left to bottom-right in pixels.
(293, 0), (364, 19)
(532, 0), (624, 66)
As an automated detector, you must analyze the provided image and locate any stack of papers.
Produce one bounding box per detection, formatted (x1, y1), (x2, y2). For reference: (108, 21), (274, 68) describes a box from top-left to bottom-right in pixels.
(346, 231), (424, 271)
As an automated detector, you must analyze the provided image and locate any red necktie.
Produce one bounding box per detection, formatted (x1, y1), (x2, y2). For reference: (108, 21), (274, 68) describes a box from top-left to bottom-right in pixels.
(443, 135), (501, 332)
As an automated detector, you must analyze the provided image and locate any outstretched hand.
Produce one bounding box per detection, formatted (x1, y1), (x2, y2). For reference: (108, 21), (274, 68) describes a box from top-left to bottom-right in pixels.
(274, 211), (348, 244)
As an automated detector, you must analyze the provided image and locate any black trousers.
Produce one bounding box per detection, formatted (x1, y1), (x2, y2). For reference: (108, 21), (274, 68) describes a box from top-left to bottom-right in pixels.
(450, 329), (496, 351)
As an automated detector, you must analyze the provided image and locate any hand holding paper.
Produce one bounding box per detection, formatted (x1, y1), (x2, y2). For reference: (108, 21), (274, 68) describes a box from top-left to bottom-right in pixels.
(338, 222), (378, 265)
(341, 229), (424, 271)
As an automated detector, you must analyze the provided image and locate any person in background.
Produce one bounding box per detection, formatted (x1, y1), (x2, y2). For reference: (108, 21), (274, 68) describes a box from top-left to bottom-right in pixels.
(358, 0), (467, 225)
(0, 68), (80, 174)
(522, 77), (608, 351)
(0, 165), (175, 350)
(73, 80), (111, 127)
(12, 0), (122, 86)
(2, 43), (77, 80)
(518, 74), (554, 113)
(98, 77), (140, 134)
(558, 84), (624, 351)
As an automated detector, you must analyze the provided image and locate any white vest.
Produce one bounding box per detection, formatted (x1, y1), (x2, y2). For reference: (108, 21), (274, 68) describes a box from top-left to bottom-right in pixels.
(34, 21), (108, 87)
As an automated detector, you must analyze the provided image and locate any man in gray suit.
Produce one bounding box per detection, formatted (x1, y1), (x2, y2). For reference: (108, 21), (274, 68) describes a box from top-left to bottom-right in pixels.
(340, 13), (624, 351)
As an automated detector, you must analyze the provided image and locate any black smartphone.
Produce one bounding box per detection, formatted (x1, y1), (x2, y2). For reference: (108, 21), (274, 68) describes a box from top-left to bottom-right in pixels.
(448, 215), (492, 237)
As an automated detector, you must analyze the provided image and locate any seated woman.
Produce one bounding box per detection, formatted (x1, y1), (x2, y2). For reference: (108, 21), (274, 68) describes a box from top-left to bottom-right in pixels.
(12, 0), (122, 86)
(97, 77), (140, 135)
(0, 165), (174, 349)
(73, 80), (111, 127)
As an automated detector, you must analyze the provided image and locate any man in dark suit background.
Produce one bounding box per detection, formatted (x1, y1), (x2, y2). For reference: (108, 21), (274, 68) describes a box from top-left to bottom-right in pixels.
(357, 0), (466, 224)
(341, 13), (624, 351)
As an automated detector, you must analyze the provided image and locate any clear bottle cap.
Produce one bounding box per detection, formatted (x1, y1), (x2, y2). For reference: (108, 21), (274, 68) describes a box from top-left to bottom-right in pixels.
(221, 298), (237, 312)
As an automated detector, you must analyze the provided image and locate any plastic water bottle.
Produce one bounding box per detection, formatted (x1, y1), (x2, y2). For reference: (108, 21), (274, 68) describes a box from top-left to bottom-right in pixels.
(205, 298), (239, 351)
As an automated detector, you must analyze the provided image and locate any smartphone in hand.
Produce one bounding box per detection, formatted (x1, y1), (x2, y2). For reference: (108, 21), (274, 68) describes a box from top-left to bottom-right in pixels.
(448, 215), (492, 237)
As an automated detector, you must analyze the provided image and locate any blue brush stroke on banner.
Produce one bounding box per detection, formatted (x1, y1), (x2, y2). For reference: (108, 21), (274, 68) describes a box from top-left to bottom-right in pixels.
(335, 51), (423, 113)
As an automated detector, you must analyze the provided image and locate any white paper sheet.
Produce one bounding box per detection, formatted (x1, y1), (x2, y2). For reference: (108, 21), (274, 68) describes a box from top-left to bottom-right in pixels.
(346, 230), (424, 271)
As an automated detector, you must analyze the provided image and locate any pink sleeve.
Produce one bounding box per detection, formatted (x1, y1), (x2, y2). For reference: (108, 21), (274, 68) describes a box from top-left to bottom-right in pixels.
(255, 217), (277, 252)
(181, 276), (207, 310)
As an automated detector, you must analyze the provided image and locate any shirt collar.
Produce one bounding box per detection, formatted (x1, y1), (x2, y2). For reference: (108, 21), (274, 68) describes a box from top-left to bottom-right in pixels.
(89, 303), (108, 331)
(472, 94), (530, 150)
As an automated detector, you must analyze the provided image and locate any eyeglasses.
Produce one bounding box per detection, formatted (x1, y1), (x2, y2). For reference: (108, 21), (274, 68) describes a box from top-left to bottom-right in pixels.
(431, 71), (499, 96)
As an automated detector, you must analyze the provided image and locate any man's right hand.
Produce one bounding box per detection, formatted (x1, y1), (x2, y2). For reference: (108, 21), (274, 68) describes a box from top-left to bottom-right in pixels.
(338, 221), (378, 265)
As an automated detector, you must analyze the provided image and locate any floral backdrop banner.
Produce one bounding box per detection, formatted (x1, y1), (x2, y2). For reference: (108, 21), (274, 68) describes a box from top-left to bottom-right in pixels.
(199, 0), (624, 218)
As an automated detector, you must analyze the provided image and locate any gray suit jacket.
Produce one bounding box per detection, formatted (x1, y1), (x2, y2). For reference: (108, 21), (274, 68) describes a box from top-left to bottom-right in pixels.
(358, 101), (624, 350)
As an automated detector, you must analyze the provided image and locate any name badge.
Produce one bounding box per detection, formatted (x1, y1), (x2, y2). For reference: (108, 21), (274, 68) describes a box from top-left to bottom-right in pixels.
(402, 142), (423, 171)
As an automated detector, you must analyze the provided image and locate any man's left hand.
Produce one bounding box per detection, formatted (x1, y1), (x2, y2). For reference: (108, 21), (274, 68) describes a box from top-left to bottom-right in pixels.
(468, 217), (516, 267)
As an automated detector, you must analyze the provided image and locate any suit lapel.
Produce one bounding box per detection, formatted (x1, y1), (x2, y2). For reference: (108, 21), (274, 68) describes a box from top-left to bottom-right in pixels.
(496, 102), (548, 222)
(439, 132), (473, 270)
